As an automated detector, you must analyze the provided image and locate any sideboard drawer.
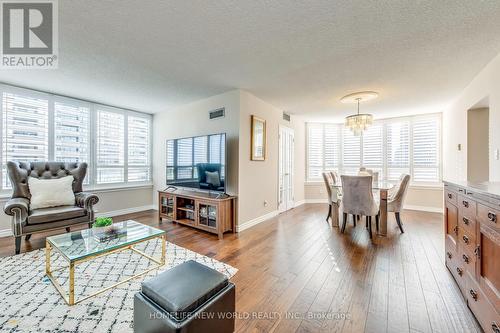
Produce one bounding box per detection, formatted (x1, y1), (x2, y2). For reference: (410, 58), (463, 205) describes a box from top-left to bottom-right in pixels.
(478, 203), (500, 231)
(459, 195), (477, 219)
(445, 189), (458, 205)
(458, 226), (476, 255)
(458, 244), (476, 276)
(466, 273), (500, 333)
(459, 214), (477, 237)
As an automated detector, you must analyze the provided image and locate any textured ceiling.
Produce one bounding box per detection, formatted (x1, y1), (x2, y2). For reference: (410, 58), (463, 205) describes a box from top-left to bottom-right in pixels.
(1, 1), (500, 120)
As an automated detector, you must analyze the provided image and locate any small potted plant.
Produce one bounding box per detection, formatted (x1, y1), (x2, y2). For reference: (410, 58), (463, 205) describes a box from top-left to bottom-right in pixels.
(93, 217), (113, 228)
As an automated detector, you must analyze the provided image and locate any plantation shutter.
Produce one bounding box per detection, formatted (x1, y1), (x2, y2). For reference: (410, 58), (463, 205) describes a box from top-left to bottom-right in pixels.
(96, 109), (125, 183)
(362, 123), (383, 174)
(412, 115), (440, 182)
(307, 123), (324, 179)
(342, 127), (361, 175)
(386, 120), (410, 180)
(128, 115), (151, 182)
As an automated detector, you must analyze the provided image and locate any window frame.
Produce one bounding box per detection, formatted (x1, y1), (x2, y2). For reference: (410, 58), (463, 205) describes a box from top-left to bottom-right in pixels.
(306, 113), (442, 186)
(0, 83), (153, 194)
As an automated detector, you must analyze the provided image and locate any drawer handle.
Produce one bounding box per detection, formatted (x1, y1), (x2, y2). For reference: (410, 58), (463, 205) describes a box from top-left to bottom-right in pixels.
(462, 235), (469, 244)
(456, 267), (463, 276)
(453, 226), (458, 235)
(447, 193), (452, 199)
(469, 289), (478, 301)
(474, 246), (481, 259)
(462, 254), (469, 263)
(462, 200), (469, 208)
(488, 212), (497, 223)
(446, 252), (452, 259)
(462, 217), (469, 225)
(492, 322), (500, 333)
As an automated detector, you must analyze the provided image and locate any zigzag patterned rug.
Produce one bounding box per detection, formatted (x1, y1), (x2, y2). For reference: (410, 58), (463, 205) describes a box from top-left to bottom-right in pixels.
(0, 239), (237, 333)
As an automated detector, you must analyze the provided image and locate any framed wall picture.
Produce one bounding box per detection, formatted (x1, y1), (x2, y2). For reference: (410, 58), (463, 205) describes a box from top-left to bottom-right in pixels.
(251, 115), (266, 161)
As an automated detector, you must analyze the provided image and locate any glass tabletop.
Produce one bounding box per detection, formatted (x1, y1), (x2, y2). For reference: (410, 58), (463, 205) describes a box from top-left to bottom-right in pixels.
(330, 180), (394, 190)
(46, 220), (165, 262)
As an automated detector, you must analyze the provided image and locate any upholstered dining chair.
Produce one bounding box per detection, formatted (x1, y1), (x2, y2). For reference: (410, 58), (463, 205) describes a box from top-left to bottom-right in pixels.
(322, 172), (335, 222)
(358, 167), (379, 183)
(340, 175), (379, 239)
(387, 174), (411, 233)
(3, 161), (99, 254)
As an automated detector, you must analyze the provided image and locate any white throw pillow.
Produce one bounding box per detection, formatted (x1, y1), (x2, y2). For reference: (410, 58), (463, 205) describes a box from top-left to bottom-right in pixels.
(28, 176), (76, 210)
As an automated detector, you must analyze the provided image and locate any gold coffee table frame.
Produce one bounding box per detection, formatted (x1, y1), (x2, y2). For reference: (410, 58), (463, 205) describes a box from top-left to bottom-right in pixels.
(45, 233), (166, 306)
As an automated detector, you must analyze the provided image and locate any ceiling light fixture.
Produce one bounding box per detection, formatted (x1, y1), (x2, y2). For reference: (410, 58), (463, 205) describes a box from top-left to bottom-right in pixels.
(341, 91), (378, 136)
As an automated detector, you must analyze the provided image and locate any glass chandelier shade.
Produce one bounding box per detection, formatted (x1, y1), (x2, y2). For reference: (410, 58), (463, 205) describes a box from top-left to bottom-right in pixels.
(344, 112), (373, 136)
(341, 92), (377, 136)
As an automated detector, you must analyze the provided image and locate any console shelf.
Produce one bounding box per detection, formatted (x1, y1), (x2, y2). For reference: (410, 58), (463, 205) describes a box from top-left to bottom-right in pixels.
(158, 190), (236, 239)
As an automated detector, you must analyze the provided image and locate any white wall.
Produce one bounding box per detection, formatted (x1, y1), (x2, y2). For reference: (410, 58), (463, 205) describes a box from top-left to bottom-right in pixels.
(444, 52), (500, 182)
(152, 89), (306, 227)
(237, 91), (305, 224)
(152, 90), (241, 198)
(467, 107), (489, 181)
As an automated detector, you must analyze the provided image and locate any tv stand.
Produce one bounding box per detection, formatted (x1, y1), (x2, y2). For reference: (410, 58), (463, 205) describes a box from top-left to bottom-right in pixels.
(158, 189), (236, 239)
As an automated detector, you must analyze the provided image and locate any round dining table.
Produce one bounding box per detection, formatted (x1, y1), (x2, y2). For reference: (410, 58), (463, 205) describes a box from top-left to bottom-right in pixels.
(330, 180), (394, 236)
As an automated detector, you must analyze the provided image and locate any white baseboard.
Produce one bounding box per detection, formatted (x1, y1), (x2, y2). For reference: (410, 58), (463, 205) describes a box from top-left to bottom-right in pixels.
(0, 229), (12, 238)
(95, 205), (156, 218)
(237, 210), (279, 232)
(403, 204), (443, 213)
(294, 200), (306, 208)
(0, 205), (157, 238)
(304, 199), (328, 204)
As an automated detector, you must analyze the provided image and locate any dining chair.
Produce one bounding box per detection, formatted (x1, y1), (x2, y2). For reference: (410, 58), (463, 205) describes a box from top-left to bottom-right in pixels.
(322, 172), (334, 222)
(340, 175), (379, 238)
(387, 174), (411, 233)
(358, 167), (379, 183)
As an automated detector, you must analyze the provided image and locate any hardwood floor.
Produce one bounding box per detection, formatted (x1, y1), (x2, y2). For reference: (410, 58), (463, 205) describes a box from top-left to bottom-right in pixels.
(0, 204), (481, 333)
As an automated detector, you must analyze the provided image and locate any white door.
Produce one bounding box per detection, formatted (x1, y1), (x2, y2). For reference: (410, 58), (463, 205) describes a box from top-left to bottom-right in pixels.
(279, 126), (294, 212)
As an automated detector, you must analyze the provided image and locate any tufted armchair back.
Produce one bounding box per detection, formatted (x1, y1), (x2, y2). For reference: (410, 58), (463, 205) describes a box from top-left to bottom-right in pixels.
(6, 161), (87, 199)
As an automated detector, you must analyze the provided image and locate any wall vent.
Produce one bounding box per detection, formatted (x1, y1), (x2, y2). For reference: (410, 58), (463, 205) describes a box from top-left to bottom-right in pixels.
(209, 108), (225, 120)
(283, 112), (291, 122)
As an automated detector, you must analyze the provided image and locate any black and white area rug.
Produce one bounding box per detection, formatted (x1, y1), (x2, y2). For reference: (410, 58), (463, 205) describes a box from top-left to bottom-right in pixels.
(0, 240), (237, 333)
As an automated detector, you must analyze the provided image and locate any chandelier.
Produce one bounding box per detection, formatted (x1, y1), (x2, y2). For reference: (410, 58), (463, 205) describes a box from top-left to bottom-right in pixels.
(341, 91), (378, 136)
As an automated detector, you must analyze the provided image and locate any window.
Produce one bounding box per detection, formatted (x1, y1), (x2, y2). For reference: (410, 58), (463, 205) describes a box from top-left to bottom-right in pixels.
(306, 114), (441, 184)
(128, 115), (151, 182)
(54, 99), (90, 163)
(412, 116), (440, 182)
(96, 109), (125, 184)
(2, 91), (49, 188)
(0, 84), (152, 192)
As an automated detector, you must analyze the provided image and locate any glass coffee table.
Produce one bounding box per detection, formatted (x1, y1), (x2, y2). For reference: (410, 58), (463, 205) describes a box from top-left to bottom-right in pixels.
(45, 220), (166, 305)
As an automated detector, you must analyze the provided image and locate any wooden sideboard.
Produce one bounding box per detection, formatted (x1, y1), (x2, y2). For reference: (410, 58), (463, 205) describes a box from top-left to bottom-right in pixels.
(444, 181), (500, 332)
(158, 189), (236, 239)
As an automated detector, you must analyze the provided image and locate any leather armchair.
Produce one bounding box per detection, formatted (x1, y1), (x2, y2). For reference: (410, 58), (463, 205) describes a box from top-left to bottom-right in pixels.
(3, 161), (99, 254)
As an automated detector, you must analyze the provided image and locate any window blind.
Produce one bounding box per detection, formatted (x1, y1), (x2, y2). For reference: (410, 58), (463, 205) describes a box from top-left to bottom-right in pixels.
(307, 123), (323, 179)
(306, 114), (441, 184)
(386, 120), (410, 180)
(361, 123), (383, 174)
(342, 127), (361, 175)
(96, 109), (125, 184)
(54, 100), (89, 163)
(127, 115), (150, 182)
(412, 115), (440, 182)
(2, 92), (49, 188)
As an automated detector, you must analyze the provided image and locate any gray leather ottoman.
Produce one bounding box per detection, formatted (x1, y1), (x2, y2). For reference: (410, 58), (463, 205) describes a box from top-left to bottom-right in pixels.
(134, 260), (235, 333)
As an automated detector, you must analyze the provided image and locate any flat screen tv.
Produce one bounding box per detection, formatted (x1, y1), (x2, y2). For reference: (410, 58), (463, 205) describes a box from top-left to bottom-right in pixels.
(166, 133), (226, 193)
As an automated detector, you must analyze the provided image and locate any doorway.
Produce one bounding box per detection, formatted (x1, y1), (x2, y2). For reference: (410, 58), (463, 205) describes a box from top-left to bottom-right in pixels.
(278, 125), (294, 212)
(467, 107), (489, 182)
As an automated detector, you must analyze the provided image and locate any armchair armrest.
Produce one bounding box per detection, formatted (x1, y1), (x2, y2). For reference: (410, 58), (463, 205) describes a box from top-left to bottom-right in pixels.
(4, 197), (29, 218)
(75, 192), (99, 210)
(4, 198), (29, 236)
